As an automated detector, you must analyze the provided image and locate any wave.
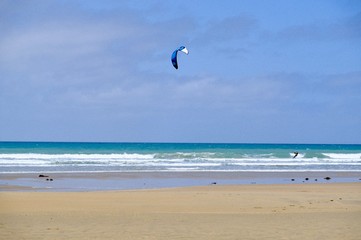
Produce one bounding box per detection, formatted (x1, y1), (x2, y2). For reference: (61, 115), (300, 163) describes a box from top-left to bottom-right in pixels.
(1, 152), (361, 163)
(322, 153), (361, 159)
(1, 152), (361, 172)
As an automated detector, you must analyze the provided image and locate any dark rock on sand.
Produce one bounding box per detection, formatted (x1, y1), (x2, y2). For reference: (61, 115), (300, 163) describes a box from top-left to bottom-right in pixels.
(324, 177), (331, 180)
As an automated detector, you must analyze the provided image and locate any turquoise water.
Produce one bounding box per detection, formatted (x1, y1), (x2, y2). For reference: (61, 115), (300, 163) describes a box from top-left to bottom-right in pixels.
(1, 142), (361, 173)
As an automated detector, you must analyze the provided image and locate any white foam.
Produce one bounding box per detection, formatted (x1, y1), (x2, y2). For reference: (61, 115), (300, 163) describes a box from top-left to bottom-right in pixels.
(1, 152), (360, 171)
(322, 153), (361, 159)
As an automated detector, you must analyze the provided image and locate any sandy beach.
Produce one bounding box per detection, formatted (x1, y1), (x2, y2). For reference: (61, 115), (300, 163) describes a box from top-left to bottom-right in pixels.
(1, 182), (360, 240)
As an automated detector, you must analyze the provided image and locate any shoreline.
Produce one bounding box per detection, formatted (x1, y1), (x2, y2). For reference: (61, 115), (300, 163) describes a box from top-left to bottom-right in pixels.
(1, 171), (360, 192)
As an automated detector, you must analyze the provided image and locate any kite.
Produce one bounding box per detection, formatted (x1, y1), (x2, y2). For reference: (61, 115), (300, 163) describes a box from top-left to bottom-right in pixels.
(171, 46), (189, 69)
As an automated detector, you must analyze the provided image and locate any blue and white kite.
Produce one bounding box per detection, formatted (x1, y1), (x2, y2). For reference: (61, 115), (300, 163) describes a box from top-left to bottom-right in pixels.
(171, 46), (189, 69)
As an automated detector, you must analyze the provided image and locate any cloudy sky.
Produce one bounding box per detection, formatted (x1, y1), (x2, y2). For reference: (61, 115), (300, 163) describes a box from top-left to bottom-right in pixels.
(1, 0), (360, 144)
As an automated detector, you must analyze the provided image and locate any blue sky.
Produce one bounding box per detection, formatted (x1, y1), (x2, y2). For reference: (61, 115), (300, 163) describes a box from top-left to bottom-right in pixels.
(1, 0), (360, 143)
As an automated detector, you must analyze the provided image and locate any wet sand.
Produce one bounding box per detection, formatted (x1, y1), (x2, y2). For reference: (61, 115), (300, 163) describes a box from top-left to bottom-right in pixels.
(1, 181), (361, 240)
(1, 171), (360, 191)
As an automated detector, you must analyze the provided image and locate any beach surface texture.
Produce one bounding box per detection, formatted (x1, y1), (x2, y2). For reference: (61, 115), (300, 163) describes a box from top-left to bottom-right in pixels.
(1, 182), (360, 240)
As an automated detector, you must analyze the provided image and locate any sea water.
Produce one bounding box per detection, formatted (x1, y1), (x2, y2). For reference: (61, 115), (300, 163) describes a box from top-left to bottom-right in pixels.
(1, 142), (361, 173)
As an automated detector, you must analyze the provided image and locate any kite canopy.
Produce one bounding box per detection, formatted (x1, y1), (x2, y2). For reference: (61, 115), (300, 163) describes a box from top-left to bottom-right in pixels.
(171, 46), (189, 69)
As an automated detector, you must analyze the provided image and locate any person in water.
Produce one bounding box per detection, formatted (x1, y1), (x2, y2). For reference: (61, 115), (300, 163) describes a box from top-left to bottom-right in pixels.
(293, 152), (299, 158)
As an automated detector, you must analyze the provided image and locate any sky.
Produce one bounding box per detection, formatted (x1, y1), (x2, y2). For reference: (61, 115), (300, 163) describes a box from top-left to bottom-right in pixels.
(0, 0), (360, 144)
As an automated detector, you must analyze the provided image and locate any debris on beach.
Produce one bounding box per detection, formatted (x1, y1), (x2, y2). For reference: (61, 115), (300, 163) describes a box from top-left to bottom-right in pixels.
(39, 174), (54, 181)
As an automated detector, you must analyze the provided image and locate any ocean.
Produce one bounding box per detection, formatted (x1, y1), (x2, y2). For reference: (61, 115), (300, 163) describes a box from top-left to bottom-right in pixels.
(1, 142), (361, 173)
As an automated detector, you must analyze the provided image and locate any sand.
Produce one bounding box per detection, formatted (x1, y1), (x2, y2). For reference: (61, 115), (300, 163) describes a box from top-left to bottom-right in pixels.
(1, 183), (360, 240)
